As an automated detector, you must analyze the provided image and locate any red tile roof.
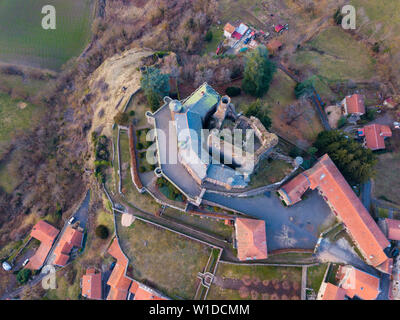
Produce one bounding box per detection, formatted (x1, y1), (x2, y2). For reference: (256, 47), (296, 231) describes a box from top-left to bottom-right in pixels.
(129, 280), (166, 300)
(278, 173), (310, 205)
(26, 221), (59, 270)
(345, 94), (365, 115)
(337, 265), (380, 300)
(235, 218), (267, 261)
(224, 23), (235, 34)
(106, 238), (132, 300)
(360, 124), (392, 150)
(53, 226), (83, 266)
(279, 154), (390, 271)
(318, 282), (346, 300)
(386, 218), (400, 241)
(82, 268), (102, 300)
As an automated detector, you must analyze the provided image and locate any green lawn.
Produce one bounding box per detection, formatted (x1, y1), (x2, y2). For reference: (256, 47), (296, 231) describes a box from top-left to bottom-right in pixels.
(249, 159), (293, 188)
(202, 25), (224, 56)
(0, 93), (45, 158)
(292, 26), (376, 82)
(117, 218), (213, 300)
(162, 207), (233, 240)
(373, 152), (400, 205)
(307, 264), (328, 292)
(0, 0), (94, 70)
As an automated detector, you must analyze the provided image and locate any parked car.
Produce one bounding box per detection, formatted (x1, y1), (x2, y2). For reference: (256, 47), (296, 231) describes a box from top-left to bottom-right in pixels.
(68, 217), (76, 225)
(22, 259), (29, 267)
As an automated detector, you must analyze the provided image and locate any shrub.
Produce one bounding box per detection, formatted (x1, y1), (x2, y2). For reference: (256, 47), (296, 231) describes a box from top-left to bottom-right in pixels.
(225, 86), (241, 97)
(129, 110), (135, 116)
(95, 225), (109, 239)
(114, 112), (130, 126)
(242, 45), (276, 97)
(17, 269), (32, 284)
(205, 30), (213, 42)
(244, 99), (272, 129)
(333, 8), (343, 25)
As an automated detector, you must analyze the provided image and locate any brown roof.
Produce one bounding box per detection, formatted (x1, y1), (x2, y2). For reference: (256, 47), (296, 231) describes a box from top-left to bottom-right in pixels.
(337, 265), (380, 300)
(319, 282), (346, 300)
(386, 218), (400, 240)
(361, 124), (392, 150)
(279, 173), (310, 205)
(345, 94), (365, 114)
(235, 218), (267, 261)
(106, 238), (132, 300)
(128, 280), (167, 300)
(224, 23), (235, 34)
(26, 221), (59, 270)
(279, 154), (390, 271)
(53, 226), (83, 266)
(82, 268), (102, 300)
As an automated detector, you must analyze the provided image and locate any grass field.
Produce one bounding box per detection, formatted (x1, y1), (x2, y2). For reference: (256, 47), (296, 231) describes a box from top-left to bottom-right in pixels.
(0, 94), (45, 157)
(232, 69), (323, 146)
(207, 262), (302, 300)
(307, 264), (328, 293)
(162, 208), (234, 241)
(292, 26), (376, 82)
(249, 159), (293, 188)
(0, 0), (95, 70)
(117, 217), (213, 300)
(374, 152), (400, 205)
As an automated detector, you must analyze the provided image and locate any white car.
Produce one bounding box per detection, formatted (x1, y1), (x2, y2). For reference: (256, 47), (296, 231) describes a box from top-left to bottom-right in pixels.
(68, 217), (76, 225)
(22, 259), (29, 267)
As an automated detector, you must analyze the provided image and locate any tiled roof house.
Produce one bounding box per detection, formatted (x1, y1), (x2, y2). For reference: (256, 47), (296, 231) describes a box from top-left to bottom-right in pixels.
(53, 226), (83, 266)
(26, 221), (59, 270)
(341, 94), (365, 115)
(278, 154), (391, 273)
(385, 218), (400, 241)
(337, 265), (380, 300)
(81, 268), (102, 300)
(358, 124), (392, 150)
(106, 238), (132, 300)
(106, 238), (168, 300)
(317, 282), (346, 300)
(235, 218), (267, 261)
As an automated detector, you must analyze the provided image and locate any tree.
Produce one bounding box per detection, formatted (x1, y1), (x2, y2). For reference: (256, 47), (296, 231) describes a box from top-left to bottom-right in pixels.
(113, 111), (129, 126)
(205, 30), (213, 42)
(313, 130), (377, 184)
(17, 269), (32, 285)
(294, 77), (315, 99)
(95, 225), (109, 239)
(140, 67), (170, 112)
(241, 46), (276, 97)
(225, 86), (241, 97)
(244, 99), (272, 129)
(333, 8), (343, 25)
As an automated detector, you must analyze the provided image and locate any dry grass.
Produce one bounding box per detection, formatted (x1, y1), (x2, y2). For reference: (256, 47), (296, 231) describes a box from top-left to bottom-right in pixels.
(373, 151), (400, 205)
(117, 217), (212, 299)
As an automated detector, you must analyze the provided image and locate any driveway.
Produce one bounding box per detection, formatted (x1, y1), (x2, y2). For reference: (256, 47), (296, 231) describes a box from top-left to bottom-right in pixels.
(71, 190), (91, 229)
(203, 189), (335, 251)
(316, 238), (377, 276)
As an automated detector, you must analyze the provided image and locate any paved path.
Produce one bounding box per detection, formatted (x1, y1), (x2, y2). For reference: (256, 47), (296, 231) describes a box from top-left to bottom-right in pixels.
(203, 190), (335, 251)
(301, 266), (307, 300)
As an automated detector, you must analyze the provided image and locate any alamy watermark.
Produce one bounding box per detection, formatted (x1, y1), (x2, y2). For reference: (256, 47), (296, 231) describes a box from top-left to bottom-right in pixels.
(341, 5), (356, 30)
(41, 5), (56, 30)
